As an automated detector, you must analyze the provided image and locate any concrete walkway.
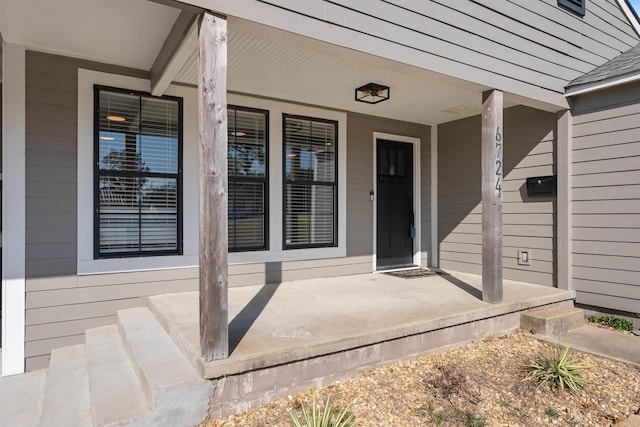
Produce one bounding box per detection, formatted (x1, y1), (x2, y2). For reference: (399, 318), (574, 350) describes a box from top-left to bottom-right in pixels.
(534, 323), (640, 427)
(534, 324), (640, 368)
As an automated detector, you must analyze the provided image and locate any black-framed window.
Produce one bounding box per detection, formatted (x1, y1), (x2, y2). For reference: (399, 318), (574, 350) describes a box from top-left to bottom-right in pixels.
(558, 0), (585, 16)
(94, 86), (183, 258)
(283, 114), (337, 249)
(228, 106), (268, 251)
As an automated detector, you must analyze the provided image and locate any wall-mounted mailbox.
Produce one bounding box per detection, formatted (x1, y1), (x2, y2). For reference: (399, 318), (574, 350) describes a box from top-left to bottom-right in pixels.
(526, 175), (556, 196)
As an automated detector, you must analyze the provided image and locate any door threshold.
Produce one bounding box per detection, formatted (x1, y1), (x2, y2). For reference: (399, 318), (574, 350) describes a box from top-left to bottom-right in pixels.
(374, 265), (419, 273)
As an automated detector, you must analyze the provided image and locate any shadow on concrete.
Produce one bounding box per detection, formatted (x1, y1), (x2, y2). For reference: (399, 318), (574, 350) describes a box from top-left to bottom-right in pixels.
(440, 273), (483, 300)
(228, 262), (282, 354)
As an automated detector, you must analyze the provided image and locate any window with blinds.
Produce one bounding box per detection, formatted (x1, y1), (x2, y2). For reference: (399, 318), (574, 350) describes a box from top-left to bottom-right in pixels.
(95, 86), (182, 258)
(228, 106), (268, 251)
(283, 115), (337, 249)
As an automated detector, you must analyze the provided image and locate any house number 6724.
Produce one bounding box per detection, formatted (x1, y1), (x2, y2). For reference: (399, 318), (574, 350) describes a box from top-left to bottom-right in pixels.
(495, 126), (502, 193)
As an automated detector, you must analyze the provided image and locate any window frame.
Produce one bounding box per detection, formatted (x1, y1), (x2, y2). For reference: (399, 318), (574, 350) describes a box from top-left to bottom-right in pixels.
(558, 0), (586, 16)
(282, 113), (338, 250)
(228, 105), (270, 252)
(93, 85), (184, 259)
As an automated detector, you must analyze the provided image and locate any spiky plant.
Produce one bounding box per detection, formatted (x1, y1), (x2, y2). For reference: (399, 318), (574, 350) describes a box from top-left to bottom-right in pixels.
(523, 345), (594, 394)
(288, 394), (354, 427)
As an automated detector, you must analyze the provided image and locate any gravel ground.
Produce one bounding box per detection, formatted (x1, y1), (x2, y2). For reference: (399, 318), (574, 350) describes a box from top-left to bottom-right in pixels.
(204, 329), (640, 426)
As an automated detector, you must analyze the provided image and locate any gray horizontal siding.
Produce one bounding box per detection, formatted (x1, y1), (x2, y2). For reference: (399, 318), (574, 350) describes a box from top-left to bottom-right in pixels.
(24, 51), (151, 370)
(438, 105), (557, 286)
(570, 82), (640, 313)
(199, 0), (638, 107)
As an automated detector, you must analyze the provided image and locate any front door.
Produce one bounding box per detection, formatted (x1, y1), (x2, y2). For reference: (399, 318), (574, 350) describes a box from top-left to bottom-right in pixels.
(376, 139), (414, 269)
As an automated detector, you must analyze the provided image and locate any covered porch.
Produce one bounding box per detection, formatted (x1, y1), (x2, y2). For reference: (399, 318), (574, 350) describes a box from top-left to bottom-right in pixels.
(1, 0), (567, 375)
(147, 270), (573, 417)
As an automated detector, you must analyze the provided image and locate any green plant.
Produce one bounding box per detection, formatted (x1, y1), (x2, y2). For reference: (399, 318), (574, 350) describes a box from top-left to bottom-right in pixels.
(422, 402), (447, 425)
(522, 345), (594, 393)
(545, 407), (559, 418)
(500, 400), (528, 420)
(288, 394), (354, 427)
(588, 315), (634, 331)
(463, 410), (485, 427)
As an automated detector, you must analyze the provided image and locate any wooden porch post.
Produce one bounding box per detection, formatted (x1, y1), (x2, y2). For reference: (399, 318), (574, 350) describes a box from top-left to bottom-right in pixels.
(198, 11), (229, 361)
(481, 90), (503, 304)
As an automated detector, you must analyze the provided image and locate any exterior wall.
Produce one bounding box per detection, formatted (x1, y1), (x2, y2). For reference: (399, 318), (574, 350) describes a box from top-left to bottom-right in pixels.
(346, 113), (431, 267)
(570, 82), (640, 314)
(193, 0), (639, 108)
(25, 52), (150, 369)
(23, 52), (432, 370)
(438, 106), (556, 286)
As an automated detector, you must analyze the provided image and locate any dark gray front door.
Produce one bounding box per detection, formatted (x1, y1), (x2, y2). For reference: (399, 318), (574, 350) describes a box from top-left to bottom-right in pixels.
(376, 139), (414, 269)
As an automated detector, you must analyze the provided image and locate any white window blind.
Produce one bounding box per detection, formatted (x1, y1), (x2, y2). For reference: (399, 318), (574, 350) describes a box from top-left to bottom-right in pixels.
(284, 115), (337, 248)
(95, 86), (182, 257)
(228, 106), (268, 251)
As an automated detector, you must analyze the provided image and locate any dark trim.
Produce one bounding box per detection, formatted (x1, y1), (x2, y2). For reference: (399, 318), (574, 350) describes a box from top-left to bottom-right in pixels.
(93, 86), (100, 260)
(227, 105), (269, 252)
(558, 0), (586, 16)
(282, 113), (338, 250)
(93, 85), (183, 259)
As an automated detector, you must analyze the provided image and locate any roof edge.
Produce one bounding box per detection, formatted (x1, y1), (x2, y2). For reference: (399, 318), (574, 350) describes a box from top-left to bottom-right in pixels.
(565, 70), (640, 97)
(617, 0), (640, 36)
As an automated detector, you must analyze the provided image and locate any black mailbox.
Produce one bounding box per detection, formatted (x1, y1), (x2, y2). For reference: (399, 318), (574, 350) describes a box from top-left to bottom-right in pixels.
(526, 175), (556, 196)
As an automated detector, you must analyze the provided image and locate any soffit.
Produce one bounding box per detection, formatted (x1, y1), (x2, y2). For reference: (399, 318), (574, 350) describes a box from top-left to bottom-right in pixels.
(174, 20), (513, 125)
(0, 0), (180, 70)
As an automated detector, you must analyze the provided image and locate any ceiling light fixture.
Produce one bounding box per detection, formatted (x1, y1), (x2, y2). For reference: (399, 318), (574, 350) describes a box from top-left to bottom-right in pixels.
(231, 131), (246, 137)
(355, 83), (390, 104)
(100, 136), (115, 141)
(106, 115), (126, 122)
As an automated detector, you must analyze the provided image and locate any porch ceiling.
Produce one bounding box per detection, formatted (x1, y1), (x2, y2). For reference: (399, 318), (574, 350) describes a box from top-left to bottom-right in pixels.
(0, 0), (180, 70)
(178, 17), (520, 125)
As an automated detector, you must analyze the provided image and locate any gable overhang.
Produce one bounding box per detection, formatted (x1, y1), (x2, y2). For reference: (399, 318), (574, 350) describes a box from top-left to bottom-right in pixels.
(618, 0), (640, 36)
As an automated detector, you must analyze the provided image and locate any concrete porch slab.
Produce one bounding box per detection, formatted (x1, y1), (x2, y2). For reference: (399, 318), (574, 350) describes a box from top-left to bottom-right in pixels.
(149, 271), (574, 380)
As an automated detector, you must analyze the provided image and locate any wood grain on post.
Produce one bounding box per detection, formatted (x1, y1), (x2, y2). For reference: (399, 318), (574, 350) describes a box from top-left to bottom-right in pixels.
(198, 12), (229, 360)
(481, 90), (504, 304)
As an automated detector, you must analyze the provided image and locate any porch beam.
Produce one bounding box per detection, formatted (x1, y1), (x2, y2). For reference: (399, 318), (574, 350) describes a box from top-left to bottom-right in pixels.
(150, 10), (199, 96)
(481, 89), (504, 304)
(198, 11), (229, 361)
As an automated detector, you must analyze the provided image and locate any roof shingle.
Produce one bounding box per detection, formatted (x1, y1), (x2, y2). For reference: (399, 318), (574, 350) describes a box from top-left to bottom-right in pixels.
(567, 42), (640, 88)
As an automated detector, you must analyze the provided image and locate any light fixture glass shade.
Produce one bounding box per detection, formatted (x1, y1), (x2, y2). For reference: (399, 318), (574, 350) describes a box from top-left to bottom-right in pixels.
(355, 83), (390, 104)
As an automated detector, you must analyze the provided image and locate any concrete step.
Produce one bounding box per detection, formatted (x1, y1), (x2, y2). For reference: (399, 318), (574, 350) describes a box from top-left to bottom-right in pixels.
(86, 325), (148, 426)
(521, 305), (584, 336)
(40, 344), (92, 427)
(117, 307), (211, 426)
(0, 369), (47, 427)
